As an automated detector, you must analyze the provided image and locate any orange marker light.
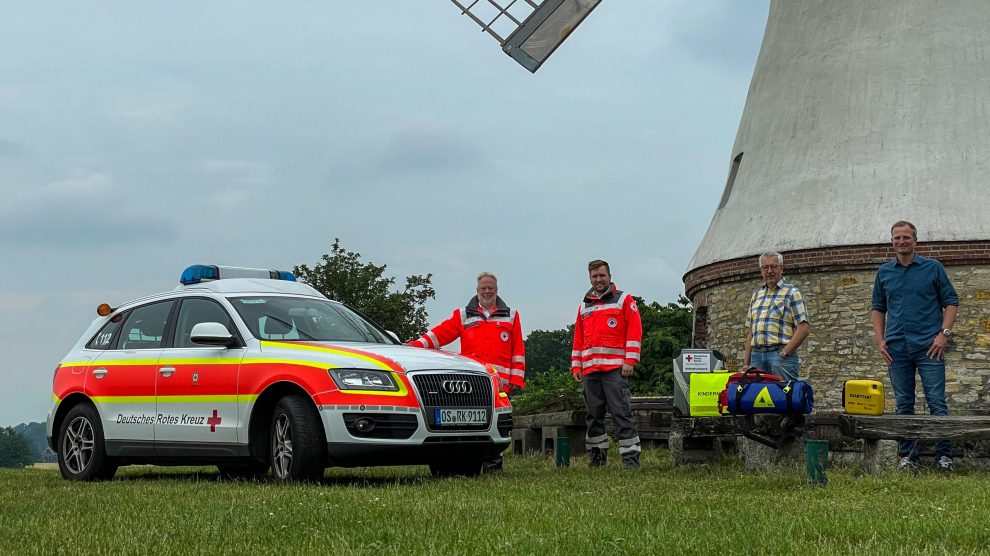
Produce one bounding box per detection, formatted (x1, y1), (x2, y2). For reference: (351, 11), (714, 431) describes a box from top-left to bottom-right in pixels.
(97, 303), (114, 317)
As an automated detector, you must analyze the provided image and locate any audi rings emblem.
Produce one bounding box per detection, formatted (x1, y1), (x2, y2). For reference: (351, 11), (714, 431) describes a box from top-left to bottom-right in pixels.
(442, 380), (473, 394)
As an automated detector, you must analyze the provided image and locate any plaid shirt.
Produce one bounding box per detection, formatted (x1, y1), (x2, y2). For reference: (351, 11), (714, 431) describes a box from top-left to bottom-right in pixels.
(746, 278), (809, 347)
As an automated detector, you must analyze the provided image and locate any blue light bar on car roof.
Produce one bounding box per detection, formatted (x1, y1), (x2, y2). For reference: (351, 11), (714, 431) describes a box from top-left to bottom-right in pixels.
(180, 265), (298, 285)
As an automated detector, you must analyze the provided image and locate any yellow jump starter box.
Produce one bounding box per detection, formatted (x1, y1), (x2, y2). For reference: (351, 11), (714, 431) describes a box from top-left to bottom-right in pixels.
(842, 379), (884, 415)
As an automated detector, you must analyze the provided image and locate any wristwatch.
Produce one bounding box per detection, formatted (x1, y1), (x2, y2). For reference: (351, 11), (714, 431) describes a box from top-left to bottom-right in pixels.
(941, 328), (954, 337)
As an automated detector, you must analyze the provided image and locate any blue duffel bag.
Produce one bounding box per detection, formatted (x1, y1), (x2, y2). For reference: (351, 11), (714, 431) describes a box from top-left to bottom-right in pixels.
(719, 368), (814, 415)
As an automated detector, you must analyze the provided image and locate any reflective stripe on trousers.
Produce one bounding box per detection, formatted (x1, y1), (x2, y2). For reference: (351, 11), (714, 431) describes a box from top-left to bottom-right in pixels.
(618, 436), (642, 455)
(585, 433), (609, 450)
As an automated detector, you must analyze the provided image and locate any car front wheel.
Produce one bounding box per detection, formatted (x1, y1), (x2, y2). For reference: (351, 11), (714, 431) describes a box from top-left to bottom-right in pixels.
(57, 403), (117, 481)
(269, 394), (326, 482)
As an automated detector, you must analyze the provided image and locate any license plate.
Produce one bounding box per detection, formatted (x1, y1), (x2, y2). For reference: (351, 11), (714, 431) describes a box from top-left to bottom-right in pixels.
(435, 408), (487, 426)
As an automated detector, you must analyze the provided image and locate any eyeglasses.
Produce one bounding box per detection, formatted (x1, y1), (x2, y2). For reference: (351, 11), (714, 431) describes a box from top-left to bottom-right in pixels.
(760, 265), (781, 271)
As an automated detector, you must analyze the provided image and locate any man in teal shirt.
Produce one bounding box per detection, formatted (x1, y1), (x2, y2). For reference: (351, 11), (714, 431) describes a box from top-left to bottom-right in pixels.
(871, 220), (959, 471)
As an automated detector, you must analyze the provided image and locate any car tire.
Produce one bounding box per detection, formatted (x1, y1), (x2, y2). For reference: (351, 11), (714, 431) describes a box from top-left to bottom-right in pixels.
(57, 403), (118, 481)
(429, 459), (483, 478)
(217, 462), (270, 481)
(269, 394), (326, 482)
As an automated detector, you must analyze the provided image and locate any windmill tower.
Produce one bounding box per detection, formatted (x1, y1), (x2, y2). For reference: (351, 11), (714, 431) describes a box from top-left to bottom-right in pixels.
(684, 0), (990, 410)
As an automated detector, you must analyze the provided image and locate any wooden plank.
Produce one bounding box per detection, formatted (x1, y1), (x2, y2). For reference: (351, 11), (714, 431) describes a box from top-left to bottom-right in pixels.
(514, 410), (585, 429)
(672, 416), (751, 436)
(807, 412), (841, 426)
(839, 415), (990, 440)
(513, 395), (582, 416)
(630, 397), (674, 411)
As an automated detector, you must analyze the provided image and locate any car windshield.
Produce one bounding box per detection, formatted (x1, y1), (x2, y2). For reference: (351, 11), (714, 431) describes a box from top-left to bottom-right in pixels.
(228, 296), (395, 344)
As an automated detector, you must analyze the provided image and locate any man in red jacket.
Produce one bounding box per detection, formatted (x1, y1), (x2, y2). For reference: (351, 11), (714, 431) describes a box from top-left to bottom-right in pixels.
(409, 272), (525, 471)
(571, 259), (642, 469)
(409, 272), (525, 392)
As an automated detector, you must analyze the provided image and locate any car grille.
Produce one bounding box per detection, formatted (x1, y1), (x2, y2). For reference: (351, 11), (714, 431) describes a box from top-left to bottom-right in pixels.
(411, 372), (493, 432)
(412, 373), (492, 407)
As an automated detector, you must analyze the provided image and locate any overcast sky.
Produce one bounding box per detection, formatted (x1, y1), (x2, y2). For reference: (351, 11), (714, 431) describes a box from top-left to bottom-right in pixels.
(0, 1), (770, 426)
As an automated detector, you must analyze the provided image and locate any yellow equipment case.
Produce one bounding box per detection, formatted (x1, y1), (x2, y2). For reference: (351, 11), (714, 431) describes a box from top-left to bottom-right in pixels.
(688, 371), (732, 417)
(842, 379), (884, 415)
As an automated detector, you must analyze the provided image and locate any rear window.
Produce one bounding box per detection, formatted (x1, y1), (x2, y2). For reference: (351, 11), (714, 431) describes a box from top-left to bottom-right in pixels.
(117, 301), (174, 350)
(86, 313), (126, 350)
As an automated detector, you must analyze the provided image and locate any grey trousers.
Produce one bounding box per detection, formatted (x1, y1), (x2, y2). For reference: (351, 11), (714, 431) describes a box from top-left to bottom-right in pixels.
(583, 369), (641, 465)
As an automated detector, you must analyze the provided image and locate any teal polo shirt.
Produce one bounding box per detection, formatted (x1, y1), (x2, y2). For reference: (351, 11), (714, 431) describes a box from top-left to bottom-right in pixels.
(872, 255), (958, 351)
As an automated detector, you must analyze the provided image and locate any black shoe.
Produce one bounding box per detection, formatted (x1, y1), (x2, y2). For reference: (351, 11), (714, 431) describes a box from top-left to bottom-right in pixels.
(481, 456), (503, 474)
(898, 456), (919, 471)
(589, 448), (607, 468)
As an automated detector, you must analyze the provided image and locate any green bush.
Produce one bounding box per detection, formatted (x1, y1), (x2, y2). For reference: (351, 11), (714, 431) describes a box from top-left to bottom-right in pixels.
(512, 368), (584, 414)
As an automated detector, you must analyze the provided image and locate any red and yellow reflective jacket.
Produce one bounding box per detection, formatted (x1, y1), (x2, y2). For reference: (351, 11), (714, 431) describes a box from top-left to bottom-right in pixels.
(571, 284), (642, 376)
(409, 296), (525, 392)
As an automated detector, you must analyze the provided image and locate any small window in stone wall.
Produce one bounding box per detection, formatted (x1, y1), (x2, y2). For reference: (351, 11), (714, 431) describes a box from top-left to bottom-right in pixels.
(717, 152), (744, 210)
(692, 305), (709, 348)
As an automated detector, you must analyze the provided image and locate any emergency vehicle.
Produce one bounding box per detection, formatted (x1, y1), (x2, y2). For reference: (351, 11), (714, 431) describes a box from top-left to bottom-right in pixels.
(47, 265), (512, 482)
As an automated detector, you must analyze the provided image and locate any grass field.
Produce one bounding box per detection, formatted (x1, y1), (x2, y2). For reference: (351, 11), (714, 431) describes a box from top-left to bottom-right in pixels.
(2, 449), (989, 555)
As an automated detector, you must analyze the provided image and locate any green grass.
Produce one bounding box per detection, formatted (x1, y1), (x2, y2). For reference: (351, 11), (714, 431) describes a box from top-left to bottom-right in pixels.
(2, 450), (989, 555)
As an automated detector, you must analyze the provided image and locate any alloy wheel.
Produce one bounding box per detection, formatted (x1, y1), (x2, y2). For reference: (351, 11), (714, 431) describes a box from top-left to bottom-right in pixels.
(62, 416), (95, 475)
(272, 413), (293, 478)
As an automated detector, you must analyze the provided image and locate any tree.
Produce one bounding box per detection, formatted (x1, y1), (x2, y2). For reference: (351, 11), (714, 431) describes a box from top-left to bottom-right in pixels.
(294, 239), (435, 342)
(523, 326), (574, 379)
(0, 427), (34, 468)
(13, 422), (46, 462)
(630, 295), (694, 395)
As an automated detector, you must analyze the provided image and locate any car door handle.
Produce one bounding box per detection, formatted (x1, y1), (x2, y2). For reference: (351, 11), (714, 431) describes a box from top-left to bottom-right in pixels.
(92, 368), (108, 379)
(159, 367), (176, 378)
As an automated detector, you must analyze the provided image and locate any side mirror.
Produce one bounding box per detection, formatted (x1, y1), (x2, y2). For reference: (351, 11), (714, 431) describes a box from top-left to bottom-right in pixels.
(190, 322), (237, 347)
(387, 330), (400, 343)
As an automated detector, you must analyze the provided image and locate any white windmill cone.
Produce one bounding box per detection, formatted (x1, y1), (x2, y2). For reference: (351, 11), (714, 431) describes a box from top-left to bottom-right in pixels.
(689, 0), (990, 271)
(684, 0), (990, 411)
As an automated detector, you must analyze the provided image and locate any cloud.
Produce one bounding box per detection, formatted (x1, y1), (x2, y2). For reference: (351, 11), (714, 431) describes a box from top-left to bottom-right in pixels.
(0, 138), (28, 158)
(0, 85), (19, 107)
(0, 292), (45, 313)
(201, 158), (272, 186)
(378, 128), (477, 174)
(332, 125), (482, 185)
(113, 90), (191, 123)
(0, 172), (176, 247)
(668, 2), (769, 71)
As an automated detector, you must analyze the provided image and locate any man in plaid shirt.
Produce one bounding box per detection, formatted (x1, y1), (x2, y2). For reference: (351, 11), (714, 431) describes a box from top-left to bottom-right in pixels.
(742, 252), (811, 381)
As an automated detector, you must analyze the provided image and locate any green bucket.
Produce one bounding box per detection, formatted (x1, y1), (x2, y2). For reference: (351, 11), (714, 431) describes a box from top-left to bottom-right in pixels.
(805, 439), (829, 486)
(555, 437), (571, 468)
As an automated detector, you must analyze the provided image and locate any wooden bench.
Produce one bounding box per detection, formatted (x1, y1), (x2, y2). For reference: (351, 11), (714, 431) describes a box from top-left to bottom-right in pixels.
(670, 414), (820, 469)
(838, 415), (990, 471)
(510, 397), (674, 459)
(669, 416), (749, 465)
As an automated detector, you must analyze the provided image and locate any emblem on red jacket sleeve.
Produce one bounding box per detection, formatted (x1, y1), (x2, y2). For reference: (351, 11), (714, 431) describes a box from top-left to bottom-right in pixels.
(500, 331), (509, 341)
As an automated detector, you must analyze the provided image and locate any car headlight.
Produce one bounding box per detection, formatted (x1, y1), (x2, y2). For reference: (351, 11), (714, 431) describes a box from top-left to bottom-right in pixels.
(328, 369), (399, 391)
